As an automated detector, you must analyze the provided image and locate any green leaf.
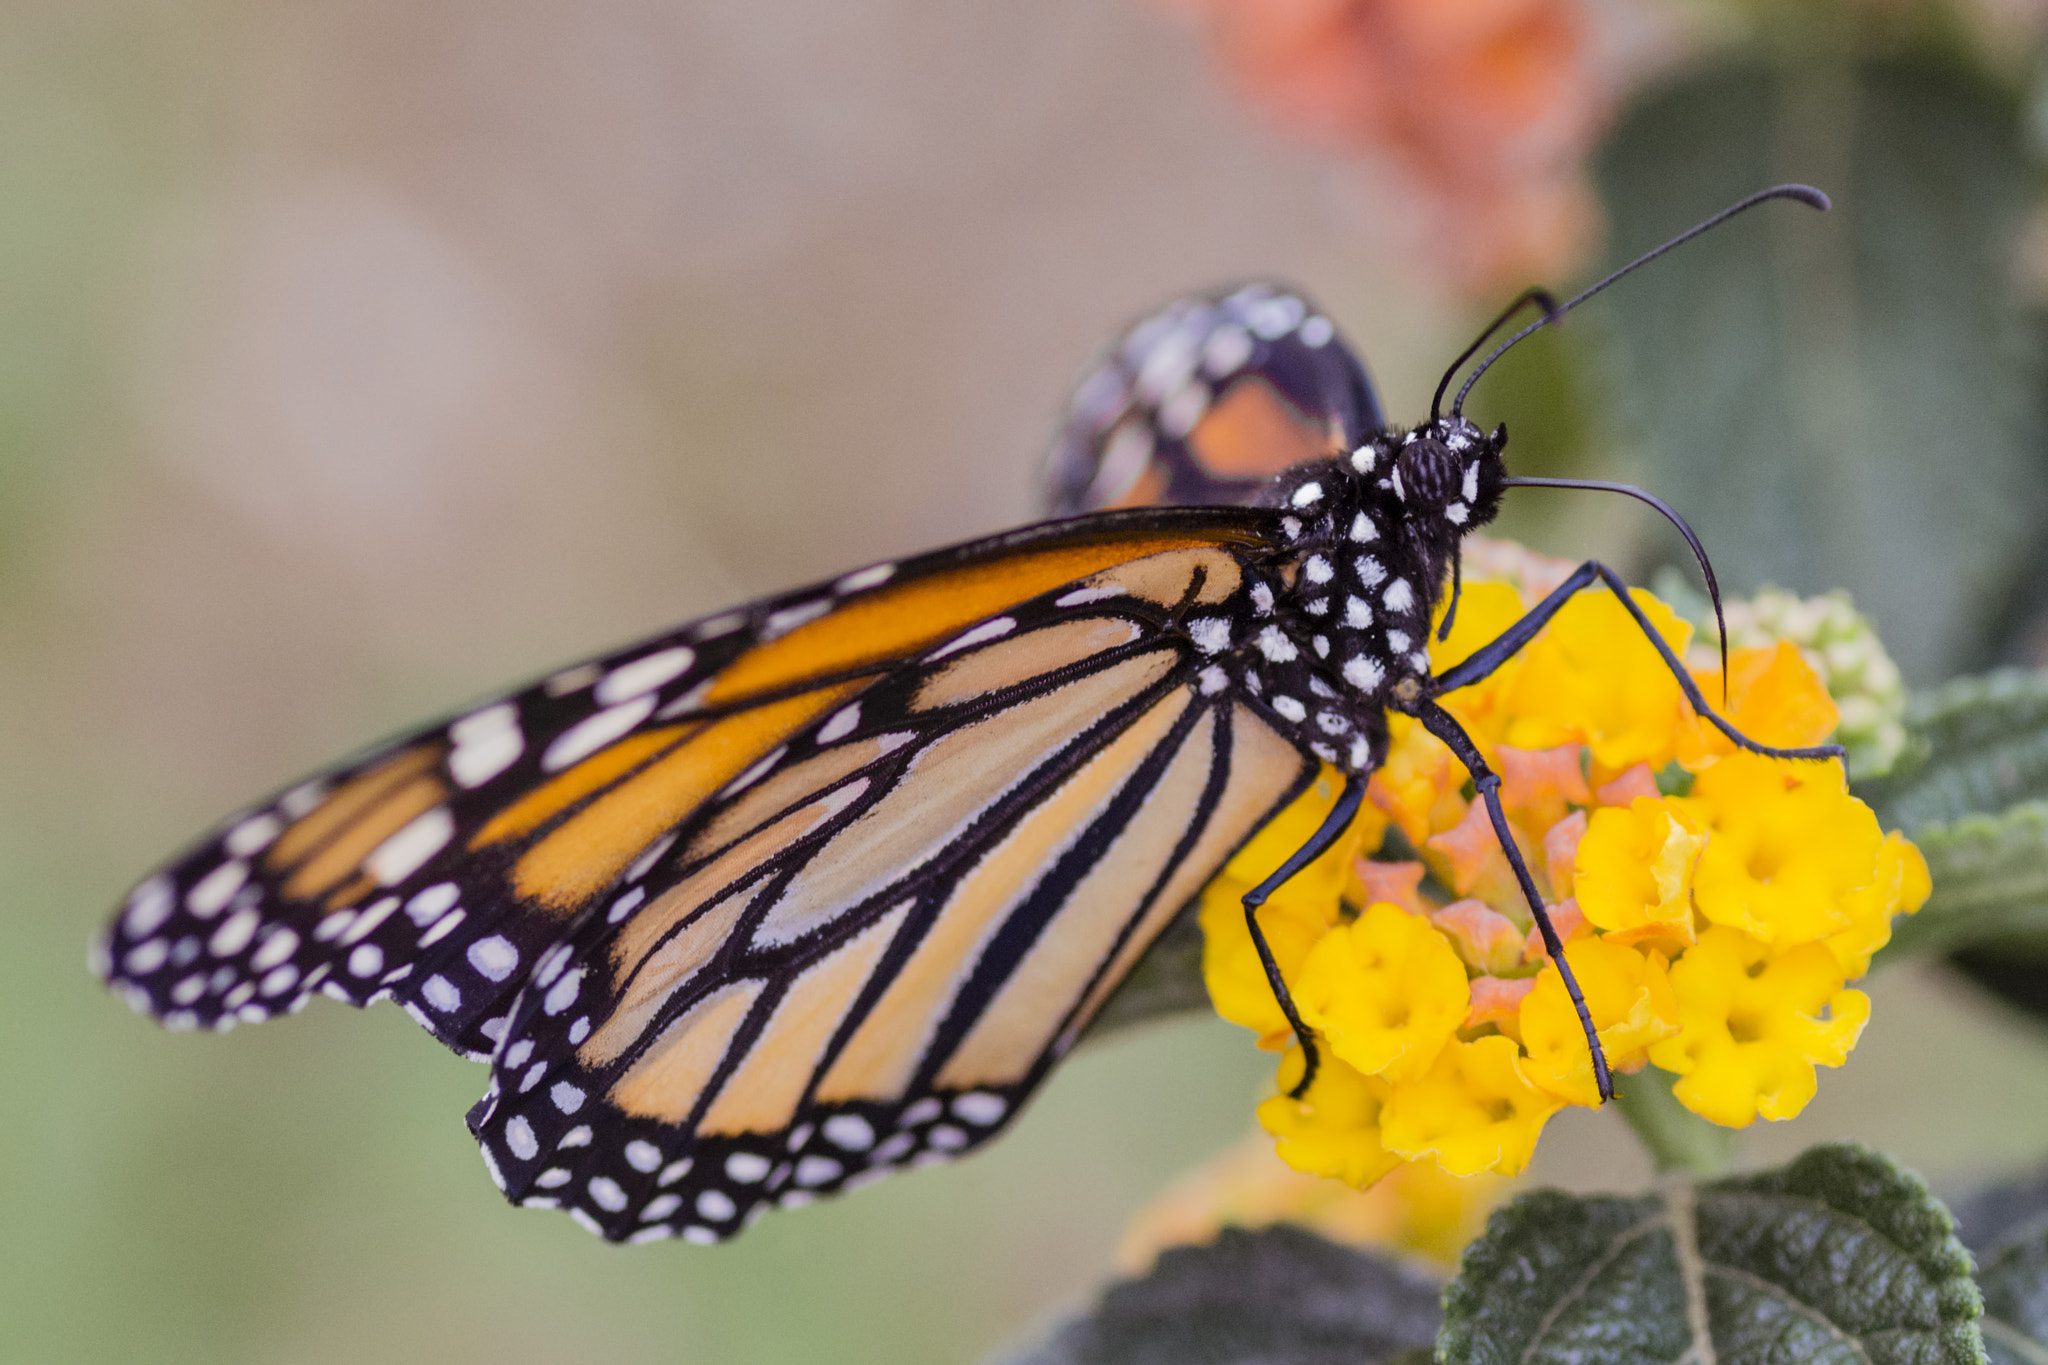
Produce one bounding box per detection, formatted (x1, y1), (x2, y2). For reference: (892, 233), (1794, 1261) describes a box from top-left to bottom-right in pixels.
(1000, 1225), (1443, 1365)
(1440, 1143), (1984, 1365)
(1877, 802), (2048, 961)
(1847, 670), (2048, 1007)
(1591, 58), (2047, 685)
(1858, 671), (2048, 833)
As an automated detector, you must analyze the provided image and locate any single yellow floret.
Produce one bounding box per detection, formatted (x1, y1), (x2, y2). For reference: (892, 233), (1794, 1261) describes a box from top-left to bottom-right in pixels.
(1678, 640), (1840, 766)
(1689, 752), (1884, 945)
(1822, 831), (1932, 975)
(1379, 1035), (1564, 1177)
(1573, 796), (1708, 949)
(1295, 902), (1470, 1083)
(1647, 926), (1871, 1126)
(1257, 1045), (1404, 1188)
(1502, 588), (1693, 775)
(1518, 936), (1680, 1106)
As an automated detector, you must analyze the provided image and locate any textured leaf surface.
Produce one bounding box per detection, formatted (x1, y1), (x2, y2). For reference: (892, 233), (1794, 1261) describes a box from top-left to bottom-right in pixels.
(1002, 1225), (1442, 1365)
(1880, 804), (2048, 962)
(1593, 60), (2046, 685)
(1440, 1144), (1983, 1365)
(1860, 672), (2048, 833)
(1851, 673), (2048, 993)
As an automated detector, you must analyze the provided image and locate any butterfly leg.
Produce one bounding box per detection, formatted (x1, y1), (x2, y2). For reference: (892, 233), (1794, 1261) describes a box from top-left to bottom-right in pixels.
(1430, 559), (1846, 768)
(1411, 699), (1615, 1102)
(1242, 773), (1367, 1099)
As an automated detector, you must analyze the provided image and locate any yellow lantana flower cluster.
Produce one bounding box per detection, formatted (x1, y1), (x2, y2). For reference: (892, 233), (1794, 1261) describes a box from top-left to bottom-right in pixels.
(1200, 568), (1931, 1188)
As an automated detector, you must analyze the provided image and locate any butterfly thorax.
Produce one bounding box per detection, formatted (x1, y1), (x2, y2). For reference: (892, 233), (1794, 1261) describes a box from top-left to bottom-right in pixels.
(1206, 414), (1506, 775)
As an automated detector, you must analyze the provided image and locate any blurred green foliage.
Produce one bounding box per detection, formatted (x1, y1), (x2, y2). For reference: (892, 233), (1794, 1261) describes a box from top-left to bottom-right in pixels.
(1592, 57), (2045, 685)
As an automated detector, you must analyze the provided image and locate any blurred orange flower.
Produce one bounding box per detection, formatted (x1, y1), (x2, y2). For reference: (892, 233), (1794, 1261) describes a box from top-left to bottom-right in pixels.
(1161, 0), (1610, 291)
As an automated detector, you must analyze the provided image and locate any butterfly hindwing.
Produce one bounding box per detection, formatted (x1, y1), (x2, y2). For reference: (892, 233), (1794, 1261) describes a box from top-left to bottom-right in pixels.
(463, 540), (1318, 1241)
(1045, 282), (1386, 516)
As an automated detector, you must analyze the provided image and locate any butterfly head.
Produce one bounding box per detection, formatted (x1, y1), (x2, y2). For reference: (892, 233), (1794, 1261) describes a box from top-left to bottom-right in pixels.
(1385, 415), (1506, 531)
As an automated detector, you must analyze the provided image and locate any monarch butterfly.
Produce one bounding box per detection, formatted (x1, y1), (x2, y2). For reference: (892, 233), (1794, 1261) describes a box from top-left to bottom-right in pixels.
(97, 186), (1841, 1246)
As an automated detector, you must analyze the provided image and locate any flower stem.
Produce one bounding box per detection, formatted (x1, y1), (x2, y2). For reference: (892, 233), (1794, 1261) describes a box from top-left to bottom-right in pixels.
(1610, 1067), (1736, 1176)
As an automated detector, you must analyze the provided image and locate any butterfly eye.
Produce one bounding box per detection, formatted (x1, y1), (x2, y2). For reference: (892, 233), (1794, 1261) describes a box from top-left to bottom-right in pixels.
(1396, 437), (1460, 504)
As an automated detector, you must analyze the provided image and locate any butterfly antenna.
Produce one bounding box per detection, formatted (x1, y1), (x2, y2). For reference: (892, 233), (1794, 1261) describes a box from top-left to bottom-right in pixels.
(1450, 185), (1830, 418)
(1431, 287), (1561, 423)
(1502, 476), (1731, 699)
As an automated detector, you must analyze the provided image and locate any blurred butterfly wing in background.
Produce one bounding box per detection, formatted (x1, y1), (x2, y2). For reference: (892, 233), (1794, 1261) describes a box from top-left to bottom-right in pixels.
(1045, 282), (1385, 516)
(99, 507), (1318, 1242)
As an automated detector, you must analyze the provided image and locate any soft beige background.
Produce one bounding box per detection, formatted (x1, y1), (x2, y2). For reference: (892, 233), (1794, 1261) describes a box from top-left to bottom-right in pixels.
(4, 3), (2046, 1362)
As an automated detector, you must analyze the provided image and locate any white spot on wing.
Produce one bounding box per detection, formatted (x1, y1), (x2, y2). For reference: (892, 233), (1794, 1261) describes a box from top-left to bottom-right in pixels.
(693, 612), (746, 641)
(467, 935), (520, 981)
(588, 1177), (628, 1213)
(186, 862), (248, 919)
(817, 703), (861, 745)
(929, 616), (1016, 660)
(727, 1152), (771, 1183)
(1202, 324), (1253, 377)
(1290, 482), (1324, 509)
(250, 927), (299, 971)
(1055, 584), (1121, 608)
(1349, 512), (1377, 543)
(724, 746), (786, 796)
(368, 807), (454, 885)
(449, 703), (524, 787)
(1383, 579), (1415, 613)
(422, 974), (461, 1013)
(596, 647), (696, 706)
(506, 1116), (538, 1160)
(823, 1114), (875, 1151)
(125, 877), (175, 937)
(1158, 380), (1209, 437)
(224, 815), (282, 856)
(764, 599), (833, 639)
(835, 563), (895, 594)
(953, 1092), (1007, 1125)
(543, 696), (658, 772)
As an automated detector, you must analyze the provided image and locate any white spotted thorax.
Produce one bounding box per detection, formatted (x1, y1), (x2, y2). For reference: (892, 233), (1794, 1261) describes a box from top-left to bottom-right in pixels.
(1225, 414), (1506, 774)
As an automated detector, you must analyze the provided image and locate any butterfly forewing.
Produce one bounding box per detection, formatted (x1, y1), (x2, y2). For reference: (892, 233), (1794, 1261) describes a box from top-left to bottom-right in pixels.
(100, 507), (1315, 1240)
(465, 544), (1316, 1241)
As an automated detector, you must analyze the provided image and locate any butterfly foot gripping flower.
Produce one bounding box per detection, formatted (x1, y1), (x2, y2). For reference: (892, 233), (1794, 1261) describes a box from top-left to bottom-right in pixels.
(1202, 557), (1930, 1190)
